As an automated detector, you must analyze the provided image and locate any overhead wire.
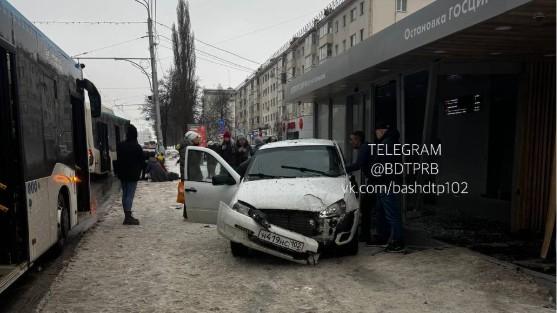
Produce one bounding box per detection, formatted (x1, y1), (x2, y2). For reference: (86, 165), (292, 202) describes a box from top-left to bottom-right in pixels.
(72, 36), (147, 57)
(155, 21), (261, 66)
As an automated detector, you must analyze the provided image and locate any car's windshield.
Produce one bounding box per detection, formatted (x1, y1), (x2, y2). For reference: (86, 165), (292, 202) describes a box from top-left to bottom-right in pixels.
(245, 145), (344, 180)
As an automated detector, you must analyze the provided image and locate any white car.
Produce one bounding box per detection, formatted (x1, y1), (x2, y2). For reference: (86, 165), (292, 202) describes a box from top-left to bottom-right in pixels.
(183, 139), (360, 264)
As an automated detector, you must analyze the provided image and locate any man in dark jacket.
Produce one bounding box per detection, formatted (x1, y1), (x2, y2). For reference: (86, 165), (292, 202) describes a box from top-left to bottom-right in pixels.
(219, 131), (235, 166)
(345, 130), (373, 243)
(115, 125), (144, 225)
(372, 123), (404, 252)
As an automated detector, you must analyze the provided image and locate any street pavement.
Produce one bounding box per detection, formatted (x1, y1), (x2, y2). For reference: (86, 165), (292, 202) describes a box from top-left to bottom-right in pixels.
(36, 181), (553, 313)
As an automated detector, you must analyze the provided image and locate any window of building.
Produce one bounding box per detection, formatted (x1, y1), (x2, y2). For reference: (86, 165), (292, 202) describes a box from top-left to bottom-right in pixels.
(342, 39), (347, 51)
(335, 20), (339, 33)
(350, 8), (357, 21)
(360, 29), (364, 42)
(319, 44), (332, 63)
(350, 34), (356, 47)
(396, 0), (407, 12)
(360, 2), (364, 15)
(335, 44), (339, 55)
(343, 15), (346, 26)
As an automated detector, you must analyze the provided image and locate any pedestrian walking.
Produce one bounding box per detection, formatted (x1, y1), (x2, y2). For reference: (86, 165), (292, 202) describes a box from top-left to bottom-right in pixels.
(115, 125), (144, 225)
(345, 130), (373, 243)
(373, 122), (404, 253)
(234, 135), (252, 167)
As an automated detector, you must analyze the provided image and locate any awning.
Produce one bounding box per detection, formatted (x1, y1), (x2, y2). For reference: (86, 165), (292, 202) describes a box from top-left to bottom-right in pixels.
(284, 0), (555, 102)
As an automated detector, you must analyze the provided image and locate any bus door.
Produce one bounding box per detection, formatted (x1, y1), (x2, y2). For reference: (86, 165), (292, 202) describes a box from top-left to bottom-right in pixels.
(71, 96), (90, 212)
(0, 48), (26, 265)
(95, 122), (110, 173)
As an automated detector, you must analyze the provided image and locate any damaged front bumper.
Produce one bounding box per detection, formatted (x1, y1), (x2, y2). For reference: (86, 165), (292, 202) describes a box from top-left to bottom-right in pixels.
(217, 202), (321, 265)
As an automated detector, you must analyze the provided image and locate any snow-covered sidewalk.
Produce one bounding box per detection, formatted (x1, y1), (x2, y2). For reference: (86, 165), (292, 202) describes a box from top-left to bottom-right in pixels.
(37, 181), (552, 313)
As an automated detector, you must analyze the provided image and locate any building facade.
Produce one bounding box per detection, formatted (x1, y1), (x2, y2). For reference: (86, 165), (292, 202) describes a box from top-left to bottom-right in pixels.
(284, 0), (555, 242)
(234, 0), (434, 141)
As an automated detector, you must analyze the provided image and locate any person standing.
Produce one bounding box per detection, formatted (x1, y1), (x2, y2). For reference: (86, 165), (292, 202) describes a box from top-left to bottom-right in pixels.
(115, 125), (144, 225)
(219, 131), (235, 165)
(252, 136), (264, 153)
(234, 135), (252, 167)
(345, 131), (373, 243)
(177, 130), (201, 180)
(373, 122), (404, 253)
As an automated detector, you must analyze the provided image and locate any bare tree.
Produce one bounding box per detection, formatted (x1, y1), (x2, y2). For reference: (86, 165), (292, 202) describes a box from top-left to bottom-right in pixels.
(141, 0), (197, 146)
(172, 0), (196, 132)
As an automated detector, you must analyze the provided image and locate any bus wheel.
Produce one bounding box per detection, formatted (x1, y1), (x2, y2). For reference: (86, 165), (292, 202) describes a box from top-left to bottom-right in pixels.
(56, 192), (70, 251)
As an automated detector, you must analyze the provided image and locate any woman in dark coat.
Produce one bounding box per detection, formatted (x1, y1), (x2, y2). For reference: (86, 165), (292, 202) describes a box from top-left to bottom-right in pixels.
(234, 135), (252, 167)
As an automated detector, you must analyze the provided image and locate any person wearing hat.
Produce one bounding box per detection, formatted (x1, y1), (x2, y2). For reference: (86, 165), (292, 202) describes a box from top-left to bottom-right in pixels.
(177, 130), (201, 180)
(219, 131), (235, 166)
(372, 122), (404, 253)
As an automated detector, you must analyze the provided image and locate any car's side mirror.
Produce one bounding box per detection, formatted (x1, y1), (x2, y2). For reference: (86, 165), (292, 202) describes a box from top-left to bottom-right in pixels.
(212, 174), (236, 186)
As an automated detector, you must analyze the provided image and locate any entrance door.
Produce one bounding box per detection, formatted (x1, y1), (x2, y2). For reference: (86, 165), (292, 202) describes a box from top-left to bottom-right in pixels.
(184, 146), (240, 224)
(71, 96), (91, 212)
(96, 122), (110, 173)
(0, 48), (25, 264)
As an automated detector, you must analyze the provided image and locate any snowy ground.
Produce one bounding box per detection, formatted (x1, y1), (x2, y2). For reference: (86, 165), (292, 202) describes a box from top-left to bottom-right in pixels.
(36, 181), (553, 313)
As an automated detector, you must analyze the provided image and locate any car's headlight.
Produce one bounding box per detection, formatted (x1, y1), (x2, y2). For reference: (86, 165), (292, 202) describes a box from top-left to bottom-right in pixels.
(232, 201), (251, 216)
(319, 200), (346, 218)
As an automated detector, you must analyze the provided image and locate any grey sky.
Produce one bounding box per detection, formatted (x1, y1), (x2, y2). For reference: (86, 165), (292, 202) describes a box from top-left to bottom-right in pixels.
(9, 0), (331, 133)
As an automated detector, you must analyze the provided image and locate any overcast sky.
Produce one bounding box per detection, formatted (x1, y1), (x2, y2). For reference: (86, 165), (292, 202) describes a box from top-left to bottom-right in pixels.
(9, 0), (331, 133)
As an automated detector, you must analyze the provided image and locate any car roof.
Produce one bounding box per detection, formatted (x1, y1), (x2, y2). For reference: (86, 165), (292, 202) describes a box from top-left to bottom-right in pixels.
(259, 139), (336, 150)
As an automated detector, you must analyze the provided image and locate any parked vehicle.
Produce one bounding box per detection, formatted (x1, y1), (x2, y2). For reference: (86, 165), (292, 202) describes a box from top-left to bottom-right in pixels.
(183, 139), (360, 264)
(0, 1), (101, 293)
(88, 107), (129, 175)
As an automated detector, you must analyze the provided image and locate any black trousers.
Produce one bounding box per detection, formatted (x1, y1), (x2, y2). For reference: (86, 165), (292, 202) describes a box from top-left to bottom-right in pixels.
(359, 187), (374, 240)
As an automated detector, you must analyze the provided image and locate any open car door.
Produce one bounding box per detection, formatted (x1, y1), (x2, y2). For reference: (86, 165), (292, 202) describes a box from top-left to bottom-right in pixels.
(184, 146), (240, 224)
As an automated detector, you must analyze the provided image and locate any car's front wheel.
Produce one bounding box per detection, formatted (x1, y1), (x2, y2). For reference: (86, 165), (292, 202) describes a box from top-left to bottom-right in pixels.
(230, 241), (249, 257)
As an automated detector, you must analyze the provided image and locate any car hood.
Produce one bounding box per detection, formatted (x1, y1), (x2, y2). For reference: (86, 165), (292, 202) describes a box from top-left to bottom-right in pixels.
(236, 176), (347, 212)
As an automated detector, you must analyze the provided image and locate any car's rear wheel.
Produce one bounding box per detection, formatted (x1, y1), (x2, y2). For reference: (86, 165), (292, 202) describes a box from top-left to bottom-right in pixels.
(230, 241), (249, 257)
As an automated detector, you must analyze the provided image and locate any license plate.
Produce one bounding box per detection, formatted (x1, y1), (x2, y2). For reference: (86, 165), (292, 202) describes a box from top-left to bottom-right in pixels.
(257, 229), (305, 252)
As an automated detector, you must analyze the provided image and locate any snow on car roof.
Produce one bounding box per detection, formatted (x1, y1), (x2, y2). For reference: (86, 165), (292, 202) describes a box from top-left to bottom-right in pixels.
(259, 139), (335, 150)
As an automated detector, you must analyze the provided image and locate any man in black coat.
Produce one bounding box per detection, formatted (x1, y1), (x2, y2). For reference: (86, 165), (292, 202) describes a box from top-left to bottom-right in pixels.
(372, 122), (404, 252)
(115, 125), (144, 225)
(345, 130), (373, 243)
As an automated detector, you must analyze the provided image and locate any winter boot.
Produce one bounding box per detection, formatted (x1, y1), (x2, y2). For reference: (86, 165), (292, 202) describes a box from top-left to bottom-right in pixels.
(123, 211), (140, 225)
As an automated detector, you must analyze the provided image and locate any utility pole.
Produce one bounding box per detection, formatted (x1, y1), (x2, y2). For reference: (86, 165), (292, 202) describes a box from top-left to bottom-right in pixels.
(136, 0), (163, 148)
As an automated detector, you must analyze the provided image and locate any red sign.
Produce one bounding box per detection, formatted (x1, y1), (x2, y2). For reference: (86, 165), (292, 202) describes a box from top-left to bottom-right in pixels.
(188, 124), (207, 147)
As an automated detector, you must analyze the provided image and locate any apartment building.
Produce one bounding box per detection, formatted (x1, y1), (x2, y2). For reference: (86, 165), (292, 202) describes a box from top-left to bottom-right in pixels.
(234, 0), (434, 140)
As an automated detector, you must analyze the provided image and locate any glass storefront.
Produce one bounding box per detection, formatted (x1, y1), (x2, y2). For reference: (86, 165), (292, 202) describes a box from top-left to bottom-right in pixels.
(332, 102), (346, 155)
